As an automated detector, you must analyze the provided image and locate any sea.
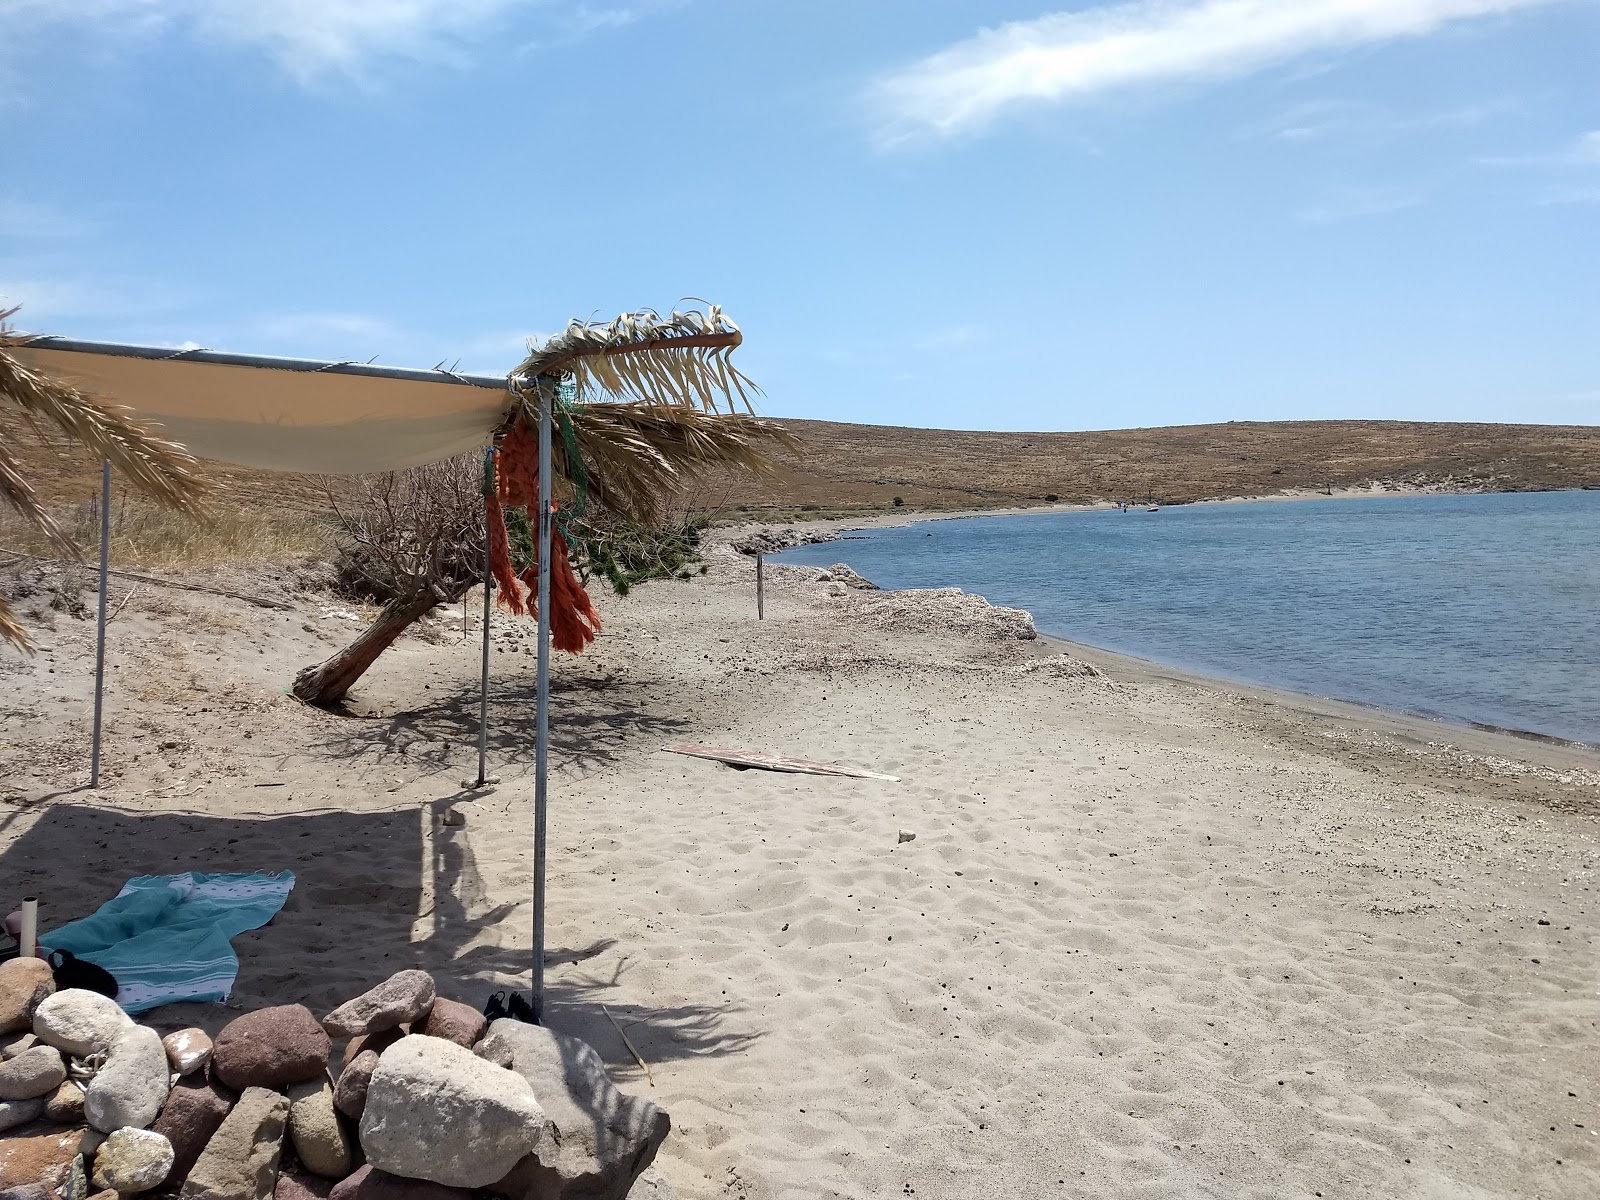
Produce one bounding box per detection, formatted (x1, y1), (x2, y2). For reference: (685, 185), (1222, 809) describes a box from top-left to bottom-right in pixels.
(774, 490), (1600, 746)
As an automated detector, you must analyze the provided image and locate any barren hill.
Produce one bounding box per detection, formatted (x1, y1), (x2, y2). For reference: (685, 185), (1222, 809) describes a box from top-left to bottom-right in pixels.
(8, 415), (1599, 522)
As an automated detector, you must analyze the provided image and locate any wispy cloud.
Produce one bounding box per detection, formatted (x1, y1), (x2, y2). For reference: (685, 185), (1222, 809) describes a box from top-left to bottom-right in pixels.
(1297, 184), (1426, 224)
(2, 0), (672, 88)
(0, 275), (190, 324)
(0, 199), (98, 239)
(871, 0), (1557, 143)
(1247, 96), (1522, 144)
(257, 311), (400, 343)
(1477, 129), (1600, 167)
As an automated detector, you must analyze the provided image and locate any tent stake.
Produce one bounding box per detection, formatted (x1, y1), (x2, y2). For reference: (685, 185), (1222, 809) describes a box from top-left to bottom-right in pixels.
(532, 378), (553, 1023)
(474, 448), (494, 790)
(90, 460), (111, 789)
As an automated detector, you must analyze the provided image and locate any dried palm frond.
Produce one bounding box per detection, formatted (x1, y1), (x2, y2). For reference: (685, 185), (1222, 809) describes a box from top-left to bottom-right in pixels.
(563, 403), (799, 527)
(0, 306), (209, 649)
(514, 306), (757, 412)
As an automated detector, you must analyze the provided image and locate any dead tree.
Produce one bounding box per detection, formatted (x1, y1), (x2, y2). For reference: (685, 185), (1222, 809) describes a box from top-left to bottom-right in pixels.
(293, 455), (485, 707)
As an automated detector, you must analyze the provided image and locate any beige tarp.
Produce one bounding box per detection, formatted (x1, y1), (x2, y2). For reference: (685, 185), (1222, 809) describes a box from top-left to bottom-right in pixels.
(15, 343), (512, 474)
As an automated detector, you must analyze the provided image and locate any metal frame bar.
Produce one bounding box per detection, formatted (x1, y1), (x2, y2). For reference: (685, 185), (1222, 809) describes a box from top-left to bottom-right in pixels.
(89, 461), (111, 788)
(531, 377), (554, 1023)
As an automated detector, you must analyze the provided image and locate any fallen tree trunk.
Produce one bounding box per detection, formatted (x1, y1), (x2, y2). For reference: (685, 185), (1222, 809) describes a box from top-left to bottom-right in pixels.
(292, 588), (444, 708)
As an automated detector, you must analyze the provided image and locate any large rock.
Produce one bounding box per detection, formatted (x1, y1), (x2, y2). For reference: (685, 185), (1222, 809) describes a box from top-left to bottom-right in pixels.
(213, 1006), (331, 1091)
(0, 1101), (44, 1134)
(0, 1034), (37, 1061)
(90, 1128), (174, 1194)
(85, 1025), (169, 1132)
(322, 973), (435, 1040)
(0, 1185), (53, 1200)
(359, 1036), (542, 1189)
(32, 990), (131, 1057)
(0, 960), (54, 1037)
(286, 1077), (352, 1180)
(152, 1077), (236, 1187)
(476, 1021), (669, 1200)
(163, 1029), (214, 1077)
(332, 1052), (376, 1122)
(0, 1046), (65, 1101)
(413, 999), (484, 1050)
(179, 1086), (287, 1200)
(0, 1122), (82, 1192)
(327, 1166), (474, 1200)
(274, 1169), (335, 1200)
(44, 1079), (84, 1124)
(339, 1028), (403, 1073)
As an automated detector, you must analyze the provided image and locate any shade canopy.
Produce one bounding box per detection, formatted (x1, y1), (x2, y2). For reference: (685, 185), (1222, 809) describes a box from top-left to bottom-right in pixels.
(14, 338), (512, 474)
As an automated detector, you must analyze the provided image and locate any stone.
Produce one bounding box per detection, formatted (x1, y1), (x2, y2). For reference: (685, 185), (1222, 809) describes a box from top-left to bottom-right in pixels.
(340, 1028), (403, 1073)
(413, 999), (484, 1050)
(0, 961), (54, 1036)
(477, 1020), (670, 1200)
(79, 1129), (107, 1156)
(328, 1166), (473, 1200)
(274, 1169), (335, 1200)
(286, 1077), (352, 1180)
(0, 1185), (52, 1200)
(180, 1086), (287, 1200)
(163, 1029), (214, 1077)
(31, 990), (131, 1057)
(322, 973), (435, 1040)
(0, 1045), (66, 1100)
(331, 1051), (376, 1122)
(0, 1122), (82, 1192)
(0, 1035), (37, 1061)
(90, 1128), (174, 1194)
(359, 1036), (542, 1189)
(213, 1006), (331, 1091)
(85, 1025), (169, 1132)
(153, 1076), (236, 1187)
(87, 1192), (118, 1200)
(0, 1101), (45, 1133)
(45, 1079), (85, 1124)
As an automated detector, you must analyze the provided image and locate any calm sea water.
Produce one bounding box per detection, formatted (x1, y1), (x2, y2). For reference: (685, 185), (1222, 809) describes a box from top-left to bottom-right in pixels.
(776, 491), (1600, 746)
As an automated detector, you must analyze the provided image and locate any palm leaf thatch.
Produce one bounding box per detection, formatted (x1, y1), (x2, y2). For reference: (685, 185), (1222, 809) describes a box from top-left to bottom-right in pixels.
(513, 305), (757, 412)
(0, 305), (208, 650)
(563, 403), (799, 527)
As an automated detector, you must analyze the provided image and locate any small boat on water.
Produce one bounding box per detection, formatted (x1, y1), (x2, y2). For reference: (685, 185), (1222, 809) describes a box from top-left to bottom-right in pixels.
(1146, 504), (1160, 512)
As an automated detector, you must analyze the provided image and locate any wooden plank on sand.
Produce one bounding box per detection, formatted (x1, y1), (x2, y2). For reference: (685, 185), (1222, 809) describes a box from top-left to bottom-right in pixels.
(662, 744), (899, 782)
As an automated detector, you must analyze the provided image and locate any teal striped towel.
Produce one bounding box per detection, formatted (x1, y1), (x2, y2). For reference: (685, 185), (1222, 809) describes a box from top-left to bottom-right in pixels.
(40, 871), (296, 1015)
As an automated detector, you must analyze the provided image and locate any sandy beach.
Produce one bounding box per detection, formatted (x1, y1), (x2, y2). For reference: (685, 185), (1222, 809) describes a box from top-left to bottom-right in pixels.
(1, 535), (1596, 1199)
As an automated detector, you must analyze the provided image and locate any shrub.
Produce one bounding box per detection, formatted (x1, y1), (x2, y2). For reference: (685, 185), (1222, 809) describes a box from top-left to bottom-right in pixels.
(1044, 493), (1059, 502)
(893, 496), (904, 507)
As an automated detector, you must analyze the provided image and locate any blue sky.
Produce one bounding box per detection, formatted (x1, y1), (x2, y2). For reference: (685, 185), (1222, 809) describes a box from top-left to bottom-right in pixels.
(2, 0), (1596, 431)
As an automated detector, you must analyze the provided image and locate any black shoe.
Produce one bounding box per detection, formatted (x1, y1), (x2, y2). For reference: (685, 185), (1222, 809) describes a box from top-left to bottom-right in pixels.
(507, 991), (538, 1025)
(49, 949), (119, 1000)
(483, 990), (509, 1022)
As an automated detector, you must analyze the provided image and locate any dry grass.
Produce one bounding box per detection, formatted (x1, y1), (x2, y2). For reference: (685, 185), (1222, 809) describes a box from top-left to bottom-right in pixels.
(0, 499), (333, 570)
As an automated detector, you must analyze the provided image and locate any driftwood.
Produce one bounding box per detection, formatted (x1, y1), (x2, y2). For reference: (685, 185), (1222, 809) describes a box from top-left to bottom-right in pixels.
(662, 744), (900, 781)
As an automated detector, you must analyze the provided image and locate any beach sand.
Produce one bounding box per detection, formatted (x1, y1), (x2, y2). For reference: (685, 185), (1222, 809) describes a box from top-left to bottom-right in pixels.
(1, 538), (1596, 1198)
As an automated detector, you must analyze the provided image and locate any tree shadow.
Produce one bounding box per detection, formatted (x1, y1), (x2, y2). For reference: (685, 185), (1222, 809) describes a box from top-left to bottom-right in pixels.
(298, 674), (692, 779)
(0, 801), (758, 1075)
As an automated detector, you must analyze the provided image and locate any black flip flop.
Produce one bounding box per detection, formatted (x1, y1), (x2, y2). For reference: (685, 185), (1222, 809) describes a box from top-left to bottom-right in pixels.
(48, 949), (119, 1000)
(507, 991), (538, 1025)
(482, 990), (509, 1021)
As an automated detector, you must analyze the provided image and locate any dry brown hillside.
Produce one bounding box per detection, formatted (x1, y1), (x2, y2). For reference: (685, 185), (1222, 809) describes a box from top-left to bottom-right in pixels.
(706, 418), (1600, 514)
(6, 414), (1598, 526)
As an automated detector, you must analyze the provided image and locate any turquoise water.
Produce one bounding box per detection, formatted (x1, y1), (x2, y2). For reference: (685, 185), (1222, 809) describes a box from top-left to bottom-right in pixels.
(775, 491), (1600, 745)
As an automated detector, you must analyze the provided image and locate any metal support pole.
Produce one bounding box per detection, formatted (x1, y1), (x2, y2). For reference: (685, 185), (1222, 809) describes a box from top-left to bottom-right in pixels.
(474, 449), (494, 789)
(756, 553), (765, 620)
(89, 461), (111, 789)
(531, 379), (553, 1023)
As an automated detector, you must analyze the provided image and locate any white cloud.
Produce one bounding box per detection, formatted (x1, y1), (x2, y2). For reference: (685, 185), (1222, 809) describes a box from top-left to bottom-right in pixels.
(257, 312), (399, 342)
(1248, 96), (1522, 143)
(1, 0), (666, 86)
(871, 0), (1557, 142)
(1477, 129), (1600, 167)
(1297, 184), (1426, 224)
(0, 276), (189, 324)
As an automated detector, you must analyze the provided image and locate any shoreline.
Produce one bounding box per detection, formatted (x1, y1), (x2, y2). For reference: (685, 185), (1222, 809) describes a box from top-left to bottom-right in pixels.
(727, 490), (1599, 760)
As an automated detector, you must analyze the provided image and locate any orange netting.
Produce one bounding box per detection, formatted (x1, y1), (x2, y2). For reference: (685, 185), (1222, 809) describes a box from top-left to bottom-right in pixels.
(486, 415), (602, 653)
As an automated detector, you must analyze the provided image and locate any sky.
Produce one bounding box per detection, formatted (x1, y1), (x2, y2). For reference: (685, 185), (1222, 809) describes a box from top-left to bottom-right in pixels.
(2, 0), (1596, 431)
